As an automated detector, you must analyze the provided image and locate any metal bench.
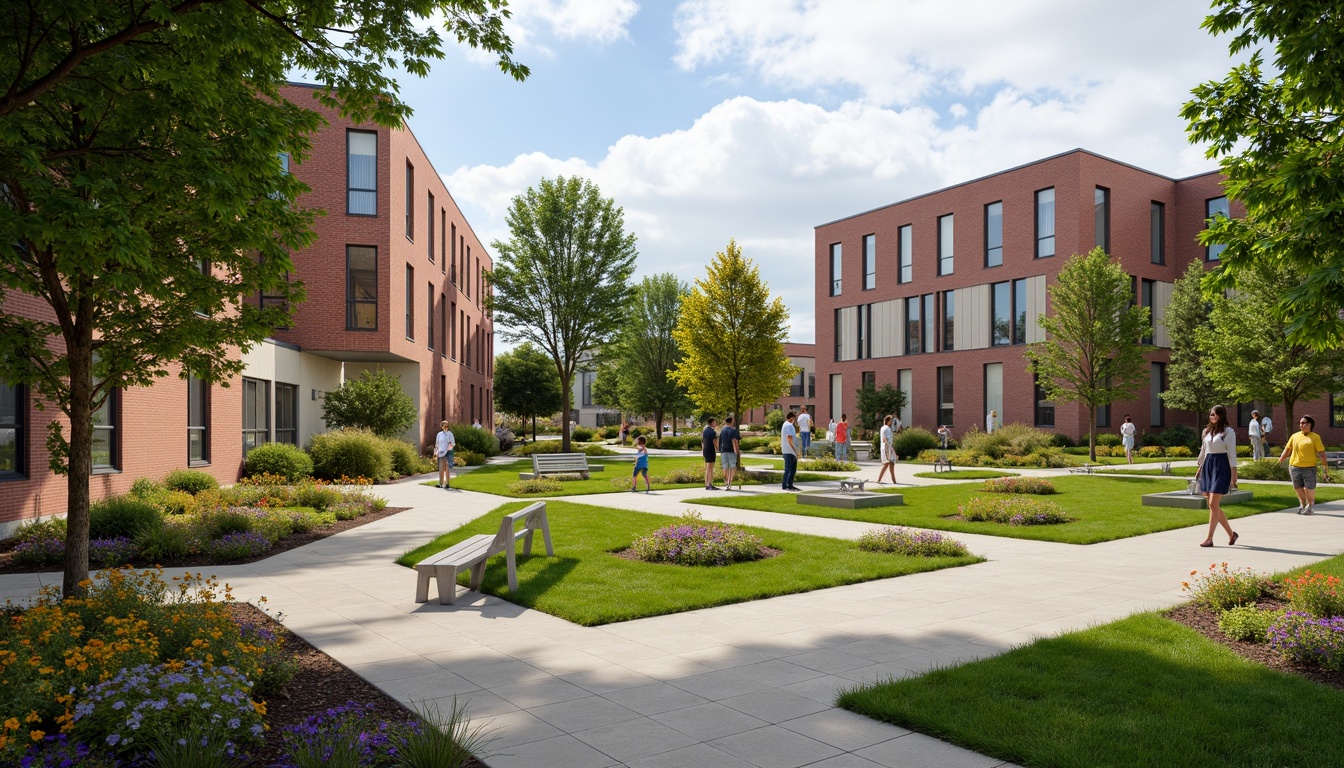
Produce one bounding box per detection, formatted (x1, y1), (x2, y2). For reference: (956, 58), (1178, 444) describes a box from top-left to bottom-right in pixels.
(1325, 451), (1344, 470)
(1068, 463), (1096, 474)
(838, 478), (867, 493)
(414, 502), (554, 605)
(517, 452), (605, 480)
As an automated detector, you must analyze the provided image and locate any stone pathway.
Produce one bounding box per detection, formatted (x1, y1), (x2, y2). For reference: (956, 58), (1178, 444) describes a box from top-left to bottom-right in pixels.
(2, 462), (1338, 768)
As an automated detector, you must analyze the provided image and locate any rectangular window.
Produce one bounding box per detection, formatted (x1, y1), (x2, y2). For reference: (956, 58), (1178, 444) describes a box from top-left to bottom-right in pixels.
(905, 297), (921, 354)
(440, 293), (447, 358)
(1332, 394), (1344, 428)
(861, 371), (876, 390)
(405, 264), (414, 340)
(450, 302), (458, 360)
(242, 378), (270, 454)
(450, 224), (458, 284)
(833, 308), (842, 362)
(466, 246), (472, 298)
(1206, 196), (1230, 261)
(1036, 187), (1055, 258)
(937, 214), (954, 275)
(937, 366), (954, 427)
(830, 374), (843, 422)
(91, 388), (118, 472)
(922, 293), (935, 354)
(440, 209), (447, 272)
(427, 283), (435, 350)
(582, 371), (595, 407)
(1096, 377), (1110, 428)
(346, 130), (377, 215)
(789, 369), (805, 398)
(0, 380), (23, 477)
(830, 243), (842, 296)
(405, 162), (415, 240)
(863, 234), (876, 290)
(1140, 279), (1155, 345)
(1150, 201), (1165, 265)
(898, 225), (913, 283)
(458, 309), (464, 363)
(985, 201), (1003, 267)
(1013, 278), (1027, 345)
(275, 383), (297, 445)
(1094, 186), (1110, 252)
(1034, 374), (1054, 427)
(346, 246), (377, 330)
(857, 304), (872, 360)
(188, 375), (210, 464)
(991, 281), (1012, 346)
(1150, 362), (1167, 426)
(941, 290), (955, 351)
(428, 192), (435, 261)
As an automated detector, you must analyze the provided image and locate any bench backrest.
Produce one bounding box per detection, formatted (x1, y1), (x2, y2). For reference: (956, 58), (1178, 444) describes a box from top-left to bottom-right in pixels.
(490, 501), (548, 551)
(533, 453), (590, 472)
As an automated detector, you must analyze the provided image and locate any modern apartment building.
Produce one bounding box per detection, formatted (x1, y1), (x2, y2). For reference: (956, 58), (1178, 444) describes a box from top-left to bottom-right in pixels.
(814, 148), (1278, 443)
(0, 83), (493, 536)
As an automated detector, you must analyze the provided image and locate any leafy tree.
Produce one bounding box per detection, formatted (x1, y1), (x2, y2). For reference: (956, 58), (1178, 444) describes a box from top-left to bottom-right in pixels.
(671, 239), (798, 424)
(1183, 0), (1344, 347)
(0, 1), (526, 596)
(606, 274), (692, 437)
(321, 369), (417, 438)
(487, 176), (638, 452)
(591, 360), (626, 413)
(1024, 248), (1152, 461)
(1161, 261), (1230, 418)
(493, 342), (563, 441)
(1197, 263), (1344, 430)
(854, 383), (907, 438)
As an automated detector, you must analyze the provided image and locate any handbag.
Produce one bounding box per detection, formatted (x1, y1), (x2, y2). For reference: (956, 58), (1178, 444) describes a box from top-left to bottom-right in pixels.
(1188, 444), (1207, 495)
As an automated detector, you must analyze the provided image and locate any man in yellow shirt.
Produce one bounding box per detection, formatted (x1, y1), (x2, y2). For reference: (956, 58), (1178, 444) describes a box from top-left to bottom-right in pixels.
(1277, 415), (1332, 515)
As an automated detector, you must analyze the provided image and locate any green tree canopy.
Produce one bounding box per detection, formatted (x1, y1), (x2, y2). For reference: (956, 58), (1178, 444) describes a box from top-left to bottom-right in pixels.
(1183, 0), (1344, 347)
(1161, 261), (1229, 418)
(493, 342), (564, 441)
(854, 383), (907, 437)
(321, 369), (417, 438)
(671, 239), (797, 423)
(487, 176), (638, 452)
(606, 274), (692, 435)
(1024, 248), (1152, 461)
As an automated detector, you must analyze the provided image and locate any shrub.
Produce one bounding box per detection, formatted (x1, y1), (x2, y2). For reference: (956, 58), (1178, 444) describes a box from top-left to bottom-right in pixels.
(892, 427), (939, 459)
(571, 426), (594, 442)
(329, 501), (370, 521)
(507, 478), (564, 495)
(250, 512), (295, 543)
(242, 442), (314, 481)
(321, 368), (416, 437)
(382, 437), (434, 476)
(12, 516), (66, 544)
(1166, 445), (1193, 458)
(1268, 611), (1344, 669)
(982, 477), (1056, 494)
(857, 527), (970, 557)
(128, 477), (162, 498)
(581, 445), (616, 457)
(1182, 562), (1267, 611)
(1138, 445), (1164, 458)
(602, 426), (620, 439)
(196, 506), (256, 539)
(89, 536), (139, 568)
(284, 509), (332, 533)
(447, 423), (500, 457)
(765, 408), (785, 433)
(163, 469), (219, 495)
(1282, 571), (1344, 618)
(629, 511), (764, 566)
(456, 449), (486, 466)
(17, 735), (117, 768)
(310, 429), (393, 482)
(1219, 605), (1282, 643)
(1237, 445), (1251, 457)
(1096, 433), (1122, 447)
(89, 496), (163, 540)
(1092, 445), (1112, 457)
(289, 481), (344, 511)
(1151, 424), (1200, 450)
(1239, 459), (1290, 481)
(738, 436), (770, 452)
(134, 521), (197, 562)
(958, 496), (1070, 525)
(203, 531), (273, 560)
(1049, 433), (1075, 448)
(799, 457), (858, 471)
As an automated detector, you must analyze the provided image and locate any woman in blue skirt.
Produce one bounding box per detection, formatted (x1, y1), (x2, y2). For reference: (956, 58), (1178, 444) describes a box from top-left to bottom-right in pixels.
(1198, 404), (1239, 547)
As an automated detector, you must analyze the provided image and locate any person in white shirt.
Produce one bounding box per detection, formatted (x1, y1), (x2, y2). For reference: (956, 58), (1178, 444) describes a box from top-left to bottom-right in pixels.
(1261, 413), (1274, 454)
(435, 421), (456, 490)
(985, 410), (997, 434)
(877, 415), (897, 484)
(1248, 409), (1264, 461)
(1120, 414), (1137, 464)
(827, 417), (837, 443)
(797, 406), (813, 457)
(1197, 405), (1239, 548)
(780, 412), (800, 491)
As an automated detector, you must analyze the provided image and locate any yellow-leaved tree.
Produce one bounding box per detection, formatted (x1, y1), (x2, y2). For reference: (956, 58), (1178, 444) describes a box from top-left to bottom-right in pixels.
(671, 239), (798, 423)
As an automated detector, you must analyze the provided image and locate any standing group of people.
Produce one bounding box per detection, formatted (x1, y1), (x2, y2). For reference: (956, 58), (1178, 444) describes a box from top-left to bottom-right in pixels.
(697, 417), (743, 491)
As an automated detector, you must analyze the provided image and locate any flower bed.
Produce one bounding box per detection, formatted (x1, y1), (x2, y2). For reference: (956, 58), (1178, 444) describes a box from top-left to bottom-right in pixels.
(857, 527), (970, 557)
(955, 496), (1071, 526)
(1181, 562), (1267, 612)
(981, 477), (1056, 495)
(628, 511), (765, 566)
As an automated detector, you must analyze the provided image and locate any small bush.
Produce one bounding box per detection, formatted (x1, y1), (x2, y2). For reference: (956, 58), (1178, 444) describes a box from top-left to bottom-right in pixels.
(284, 509), (331, 533)
(1151, 424), (1199, 450)
(892, 427), (940, 459)
(857, 527), (970, 557)
(163, 469), (219, 495)
(147, 489), (197, 516)
(571, 426), (594, 442)
(1049, 433), (1075, 448)
(1239, 459), (1290, 481)
(203, 531), (273, 560)
(13, 516), (66, 544)
(799, 457), (859, 472)
(1166, 445), (1193, 458)
(765, 409), (785, 433)
(1092, 445), (1112, 457)
(456, 449), (486, 466)
(1220, 605), (1282, 643)
(1096, 433), (1122, 447)
(958, 496), (1070, 525)
(447, 423), (500, 457)
(310, 428), (393, 482)
(1138, 445), (1163, 458)
(602, 426), (620, 439)
(128, 477), (162, 498)
(382, 437), (433, 476)
(738, 436), (770, 451)
(1282, 571), (1344, 619)
(982, 477), (1056, 494)
(584, 444), (617, 457)
(656, 435), (691, 450)
(507, 478), (564, 494)
(134, 521), (197, 562)
(1268, 611), (1344, 670)
(1182, 562), (1267, 612)
(629, 511), (763, 566)
(329, 501), (370, 520)
(89, 496), (163, 540)
(243, 442), (314, 481)
(197, 507), (256, 539)
(1236, 444), (1251, 457)
(250, 512), (295, 543)
(287, 481), (344, 511)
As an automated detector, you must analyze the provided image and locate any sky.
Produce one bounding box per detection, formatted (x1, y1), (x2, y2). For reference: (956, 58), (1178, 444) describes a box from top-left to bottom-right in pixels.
(389, 0), (1241, 346)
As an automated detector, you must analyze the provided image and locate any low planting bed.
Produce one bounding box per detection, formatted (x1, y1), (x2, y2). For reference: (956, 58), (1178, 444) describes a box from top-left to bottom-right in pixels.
(397, 501), (982, 625)
(911, 469), (1018, 480)
(442, 456), (835, 497)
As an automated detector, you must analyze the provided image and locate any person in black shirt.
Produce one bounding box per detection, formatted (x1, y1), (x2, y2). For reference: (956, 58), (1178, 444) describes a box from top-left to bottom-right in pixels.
(719, 416), (741, 490)
(702, 418), (719, 490)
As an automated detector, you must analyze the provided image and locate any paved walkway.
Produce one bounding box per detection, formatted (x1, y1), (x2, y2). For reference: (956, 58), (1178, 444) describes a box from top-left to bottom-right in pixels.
(2, 461), (1339, 768)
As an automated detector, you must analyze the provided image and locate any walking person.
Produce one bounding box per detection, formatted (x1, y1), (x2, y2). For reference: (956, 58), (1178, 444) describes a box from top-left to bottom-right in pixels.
(435, 421), (456, 490)
(985, 410), (998, 434)
(877, 415), (897, 484)
(720, 416), (741, 490)
(834, 414), (850, 462)
(702, 418), (719, 490)
(781, 411), (800, 491)
(1198, 405), (1239, 547)
(1261, 412), (1274, 455)
(1248, 409), (1263, 461)
(798, 406), (813, 457)
(1120, 415), (1137, 464)
(827, 415), (837, 450)
(1277, 414), (1331, 514)
(619, 419), (630, 446)
(631, 436), (652, 492)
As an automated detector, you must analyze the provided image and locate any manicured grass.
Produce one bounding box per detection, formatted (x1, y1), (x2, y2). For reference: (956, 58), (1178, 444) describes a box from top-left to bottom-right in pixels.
(686, 475), (1344, 544)
(396, 501), (982, 625)
(912, 469), (1018, 480)
(837, 612), (1344, 768)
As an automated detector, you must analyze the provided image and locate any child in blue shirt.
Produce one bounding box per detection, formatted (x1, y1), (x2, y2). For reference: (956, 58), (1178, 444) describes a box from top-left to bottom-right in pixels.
(631, 436), (651, 493)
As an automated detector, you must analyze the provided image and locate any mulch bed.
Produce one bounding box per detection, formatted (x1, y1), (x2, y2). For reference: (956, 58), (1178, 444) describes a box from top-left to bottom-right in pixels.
(610, 545), (783, 564)
(1163, 598), (1344, 691)
(0, 506), (410, 574)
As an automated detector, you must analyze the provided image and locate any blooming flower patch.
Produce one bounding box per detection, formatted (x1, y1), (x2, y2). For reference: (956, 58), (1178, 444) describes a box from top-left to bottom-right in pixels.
(957, 496), (1070, 526)
(1281, 570), (1344, 619)
(857, 527), (970, 557)
(1268, 611), (1344, 670)
(981, 477), (1056, 495)
(89, 537), (139, 569)
(1181, 562), (1266, 612)
(629, 511), (764, 566)
(203, 531), (274, 561)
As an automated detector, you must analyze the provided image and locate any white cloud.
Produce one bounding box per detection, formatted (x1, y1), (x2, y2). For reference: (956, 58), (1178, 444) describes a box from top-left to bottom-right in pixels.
(508, 0), (639, 47)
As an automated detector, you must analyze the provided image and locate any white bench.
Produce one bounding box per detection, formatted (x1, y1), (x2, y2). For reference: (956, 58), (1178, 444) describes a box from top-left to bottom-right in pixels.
(414, 502), (555, 605)
(517, 452), (605, 480)
(1068, 463), (1096, 474)
(838, 478), (867, 493)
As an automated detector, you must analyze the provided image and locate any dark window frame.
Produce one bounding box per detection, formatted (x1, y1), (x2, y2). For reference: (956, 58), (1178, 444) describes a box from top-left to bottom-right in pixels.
(941, 290), (955, 351)
(242, 377), (270, 454)
(1094, 186), (1111, 252)
(898, 224), (913, 284)
(991, 281), (1012, 347)
(937, 214), (954, 276)
(346, 245), (378, 331)
(275, 383), (297, 445)
(1035, 187), (1055, 258)
(862, 234), (876, 291)
(0, 380), (25, 479)
(1034, 374), (1055, 427)
(188, 375), (211, 466)
(1331, 394), (1344, 429)
(405, 161), (415, 241)
(91, 387), (119, 473)
(346, 129), (378, 216)
(1151, 362), (1167, 427)
(1205, 196), (1230, 261)
(829, 242), (842, 296)
(405, 264), (414, 341)
(936, 366), (954, 427)
(984, 201), (1003, 268)
(427, 282), (435, 351)
(427, 191), (435, 262)
(1150, 201), (1165, 265)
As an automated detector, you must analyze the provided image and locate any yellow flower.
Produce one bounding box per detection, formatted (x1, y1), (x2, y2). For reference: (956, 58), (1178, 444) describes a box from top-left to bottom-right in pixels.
(29, 729), (44, 742)
(4, 717), (19, 731)
(24, 711), (39, 724)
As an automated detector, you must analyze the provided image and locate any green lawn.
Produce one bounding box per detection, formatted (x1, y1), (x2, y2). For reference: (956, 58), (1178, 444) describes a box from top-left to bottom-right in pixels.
(911, 469), (1018, 480)
(685, 476), (1344, 544)
(837, 612), (1344, 768)
(396, 501), (982, 625)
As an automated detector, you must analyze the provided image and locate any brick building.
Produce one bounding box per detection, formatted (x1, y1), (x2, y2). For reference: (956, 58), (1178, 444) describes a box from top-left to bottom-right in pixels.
(812, 148), (1321, 445)
(0, 83), (493, 536)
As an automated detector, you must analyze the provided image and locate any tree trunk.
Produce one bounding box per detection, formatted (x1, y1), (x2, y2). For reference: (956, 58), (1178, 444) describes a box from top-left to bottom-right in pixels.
(652, 408), (664, 447)
(559, 370), (572, 453)
(531, 415), (537, 442)
(62, 323), (94, 598)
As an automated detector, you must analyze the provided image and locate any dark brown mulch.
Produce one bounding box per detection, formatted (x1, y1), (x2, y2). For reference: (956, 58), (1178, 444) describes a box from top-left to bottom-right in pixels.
(236, 602), (486, 768)
(0, 506), (410, 574)
(610, 545), (783, 563)
(1163, 598), (1344, 691)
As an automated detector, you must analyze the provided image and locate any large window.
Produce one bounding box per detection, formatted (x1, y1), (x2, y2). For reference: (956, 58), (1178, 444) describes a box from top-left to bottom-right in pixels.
(941, 290), (955, 351)
(427, 192), (435, 261)
(1332, 394), (1344, 429)
(863, 234), (876, 290)
(1150, 201), (1165, 265)
(405, 162), (415, 240)
(1034, 374), (1054, 427)
(1150, 362), (1167, 426)
(275, 383), (297, 445)
(861, 371), (876, 390)
(581, 371), (596, 407)
(833, 308), (842, 361)
(905, 297), (922, 354)
(450, 223), (458, 284)
(346, 246), (377, 330)
(937, 366), (954, 427)
(830, 243), (842, 296)
(1094, 186), (1110, 252)
(91, 388), (118, 472)
(985, 201), (1003, 267)
(922, 294), (935, 353)
(1036, 187), (1055, 258)
(1013, 278), (1027, 345)
(856, 304), (871, 359)
(440, 292), (447, 358)
(404, 265), (414, 340)
(188, 375), (210, 464)
(427, 283), (435, 350)
(1140, 279), (1155, 344)
(450, 301), (458, 360)
(937, 214), (954, 275)
(0, 380), (23, 477)
(440, 208), (447, 271)
(991, 281), (1012, 346)
(1206, 196), (1230, 261)
(242, 378), (270, 454)
(346, 130), (377, 215)
(898, 225), (913, 283)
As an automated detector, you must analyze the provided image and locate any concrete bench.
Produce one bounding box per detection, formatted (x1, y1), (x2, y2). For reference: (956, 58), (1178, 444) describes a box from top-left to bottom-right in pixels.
(838, 478), (867, 493)
(414, 502), (555, 605)
(517, 452), (605, 480)
(1068, 463), (1096, 474)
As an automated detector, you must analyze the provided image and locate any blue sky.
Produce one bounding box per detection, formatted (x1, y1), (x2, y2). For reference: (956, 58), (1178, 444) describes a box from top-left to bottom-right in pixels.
(386, 0), (1240, 345)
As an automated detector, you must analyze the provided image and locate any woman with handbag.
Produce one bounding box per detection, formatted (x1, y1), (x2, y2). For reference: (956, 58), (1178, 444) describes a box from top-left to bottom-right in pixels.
(1198, 405), (1239, 547)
